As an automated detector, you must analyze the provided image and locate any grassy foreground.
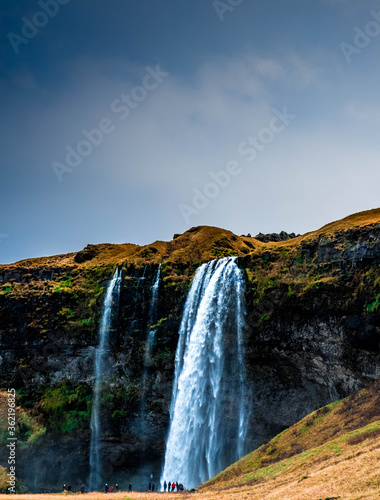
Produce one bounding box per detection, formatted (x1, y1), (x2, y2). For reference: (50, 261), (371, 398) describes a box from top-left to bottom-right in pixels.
(1, 429), (379, 498)
(0, 433), (379, 500)
(1, 384), (380, 499)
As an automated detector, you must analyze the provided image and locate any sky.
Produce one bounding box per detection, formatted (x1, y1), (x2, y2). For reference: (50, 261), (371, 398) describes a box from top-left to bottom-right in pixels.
(1, 0), (380, 264)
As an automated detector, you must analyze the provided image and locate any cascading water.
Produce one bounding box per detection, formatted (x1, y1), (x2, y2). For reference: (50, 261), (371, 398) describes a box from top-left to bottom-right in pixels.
(133, 265), (147, 315)
(143, 264), (161, 381)
(148, 263), (161, 324)
(140, 264), (162, 418)
(160, 257), (250, 489)
(89, 268), (121, 491)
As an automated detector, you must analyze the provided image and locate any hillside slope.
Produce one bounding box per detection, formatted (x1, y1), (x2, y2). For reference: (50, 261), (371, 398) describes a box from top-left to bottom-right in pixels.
(201, 379), (380, 498)
(0, 226), (260, 270)
(3, 207), (380, 269)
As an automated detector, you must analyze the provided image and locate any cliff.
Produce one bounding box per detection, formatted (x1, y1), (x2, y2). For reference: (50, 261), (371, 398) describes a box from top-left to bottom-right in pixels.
(1, 209), (380, 491)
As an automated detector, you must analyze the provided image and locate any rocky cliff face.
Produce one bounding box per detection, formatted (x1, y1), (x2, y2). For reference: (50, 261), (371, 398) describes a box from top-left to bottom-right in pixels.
(1, 211), (380, 492)
(241, 216), (380, 447)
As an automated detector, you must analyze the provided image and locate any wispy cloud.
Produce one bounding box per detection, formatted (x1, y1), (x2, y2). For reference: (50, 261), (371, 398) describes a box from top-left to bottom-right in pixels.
(343, 102), (380, 124)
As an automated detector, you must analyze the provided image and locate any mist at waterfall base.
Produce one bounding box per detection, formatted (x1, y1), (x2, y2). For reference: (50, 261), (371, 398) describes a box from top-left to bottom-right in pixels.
(89, 268), (121, 491)
(160, 257), (251, 490)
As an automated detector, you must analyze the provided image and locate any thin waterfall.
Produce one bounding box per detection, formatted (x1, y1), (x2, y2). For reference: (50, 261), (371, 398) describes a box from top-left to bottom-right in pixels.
(143, 264), (162, 381)
(140, 264), (162, 420)
(148, 263), (161, 324)
(133, 265), (147, 315)
(89, 268), (121, 491)
(160, 257), (250, 489)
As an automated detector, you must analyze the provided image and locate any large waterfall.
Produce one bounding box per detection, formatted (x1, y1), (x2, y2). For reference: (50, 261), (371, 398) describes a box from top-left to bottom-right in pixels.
(161, 257), (250, 489)
(89, 268), (122, 491)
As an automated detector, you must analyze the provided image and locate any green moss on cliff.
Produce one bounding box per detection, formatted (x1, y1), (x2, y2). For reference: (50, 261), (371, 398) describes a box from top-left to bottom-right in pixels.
(40, 384), (92, 434)
(53, 277), (73, 293)
(0, 284), (11, 295)
(0, 392), (46, 450)
(0, 465), (21, 493)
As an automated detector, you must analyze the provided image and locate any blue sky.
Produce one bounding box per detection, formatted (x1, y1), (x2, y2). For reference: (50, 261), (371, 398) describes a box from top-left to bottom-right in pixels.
(1, 0), (380, 264)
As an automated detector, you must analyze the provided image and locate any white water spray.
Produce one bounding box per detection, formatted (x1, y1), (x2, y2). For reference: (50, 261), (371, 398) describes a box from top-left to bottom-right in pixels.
(161, 257), (250, 489)
(89, 268), (121, 490)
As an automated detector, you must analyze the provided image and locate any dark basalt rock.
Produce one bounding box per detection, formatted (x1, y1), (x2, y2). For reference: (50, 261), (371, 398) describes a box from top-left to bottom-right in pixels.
(74, 244), (98, 263)
(255, 231), (299, 243)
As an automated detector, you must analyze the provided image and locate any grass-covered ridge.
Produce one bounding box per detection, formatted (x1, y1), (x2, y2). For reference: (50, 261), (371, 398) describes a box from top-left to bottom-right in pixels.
(2, 208), (380, 297)
(0, 225), (260, 271)
(201, 377), (380, 492)
(1, 207), (380, 270)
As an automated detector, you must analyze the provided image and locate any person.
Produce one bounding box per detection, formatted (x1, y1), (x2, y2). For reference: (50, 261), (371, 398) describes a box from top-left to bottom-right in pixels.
(67, 485), (71, 492)
(128, 483), (132, 492)
(163, 481), (167, 492)
(176, 481), (179, 491)
(148, 482), (151, 492)
(168, 481), (171, 492)
(110, 486), (113, 492)
(115, 484), (119, 492)
(62, 484), (67, 492)
(172, 481), (175, 491)
(105, 483), (109, 493)
(152, 481), (155, 491)
(80, 485), (85, 494)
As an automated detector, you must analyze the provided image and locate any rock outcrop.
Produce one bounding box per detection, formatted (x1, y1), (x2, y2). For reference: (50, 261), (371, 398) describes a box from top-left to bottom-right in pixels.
(254, 231), (300, 243)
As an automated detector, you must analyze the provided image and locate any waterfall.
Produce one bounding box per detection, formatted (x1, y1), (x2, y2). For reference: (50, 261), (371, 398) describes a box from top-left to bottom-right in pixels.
(140, 264), (161, 421)
(143, 264), (161, 378)
(160, 257), (250, 489)
(89, 268), (122, 491)
(148, 263), (161, 324)
(133, 265), (148, 315)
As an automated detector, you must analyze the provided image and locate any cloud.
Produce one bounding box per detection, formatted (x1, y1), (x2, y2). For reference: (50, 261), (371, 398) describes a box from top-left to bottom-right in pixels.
(1, 45), (379, 263)
(343, 102), (380, 124)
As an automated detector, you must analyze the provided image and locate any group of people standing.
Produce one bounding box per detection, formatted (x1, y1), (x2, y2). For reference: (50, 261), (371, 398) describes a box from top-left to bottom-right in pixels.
(62, 479), (185, 493)
(104, 483), (119, 493)
(163, 480), (184, 492)
(62, 484), (86, 494)
(148, 474), (184, 492)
